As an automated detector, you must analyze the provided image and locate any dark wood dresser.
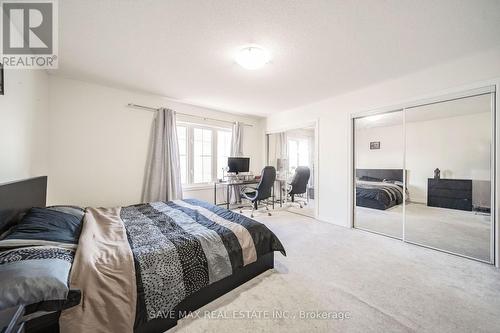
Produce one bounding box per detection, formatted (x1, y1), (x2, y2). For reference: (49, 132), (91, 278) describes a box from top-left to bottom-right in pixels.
(427, 178), (472, 211)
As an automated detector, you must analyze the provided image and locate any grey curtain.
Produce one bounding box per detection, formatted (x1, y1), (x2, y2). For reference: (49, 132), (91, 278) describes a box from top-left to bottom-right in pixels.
(229, 121), (243, 204)
(142, 108), (183, 202)
(276, 132), (288, 175)
(231, 121), (243, 156)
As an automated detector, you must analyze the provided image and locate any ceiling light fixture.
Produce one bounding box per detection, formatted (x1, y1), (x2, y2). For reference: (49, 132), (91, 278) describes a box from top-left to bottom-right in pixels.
(235, 45), (271, 70)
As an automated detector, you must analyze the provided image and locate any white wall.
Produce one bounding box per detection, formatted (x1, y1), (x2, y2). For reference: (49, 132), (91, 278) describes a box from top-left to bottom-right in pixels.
(47, 76), (265, 207)
(0, 69), (49, 183)
(266, 47), (500, 227)
(355, 121), (404, 170)
(356, 112), (491, 206)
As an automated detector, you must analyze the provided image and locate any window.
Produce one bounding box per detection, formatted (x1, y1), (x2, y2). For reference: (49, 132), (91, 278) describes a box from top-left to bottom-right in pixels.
(288, 137), (310, 173)
(288, 139), (298, 173)
(298, 139), (309, 166)
(193, 128), (212, 183)
(177, 126), (188, 184)
(176, 123), (232, 185)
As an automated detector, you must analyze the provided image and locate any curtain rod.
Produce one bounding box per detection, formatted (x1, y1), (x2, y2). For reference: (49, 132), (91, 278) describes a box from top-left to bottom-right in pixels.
(127, 103), (253, 127)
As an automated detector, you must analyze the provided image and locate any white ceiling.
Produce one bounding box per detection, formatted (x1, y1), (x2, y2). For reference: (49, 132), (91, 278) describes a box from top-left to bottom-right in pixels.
(51, 0), (500, 116)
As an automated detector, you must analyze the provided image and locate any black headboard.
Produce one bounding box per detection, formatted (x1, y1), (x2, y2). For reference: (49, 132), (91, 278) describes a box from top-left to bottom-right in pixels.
(356, 169), (404, 182)
(0, 176), (47, 231)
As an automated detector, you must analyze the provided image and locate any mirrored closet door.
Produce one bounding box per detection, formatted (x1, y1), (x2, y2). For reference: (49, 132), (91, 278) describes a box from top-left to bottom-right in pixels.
(267, 125), (316, 218)
(405, 93), (493, 262)
(353, 111), (404, 239)
(353, 88), (495, 263)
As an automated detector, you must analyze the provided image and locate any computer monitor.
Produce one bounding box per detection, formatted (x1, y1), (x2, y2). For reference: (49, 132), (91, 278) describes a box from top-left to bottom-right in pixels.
(227, 157), (250, 174)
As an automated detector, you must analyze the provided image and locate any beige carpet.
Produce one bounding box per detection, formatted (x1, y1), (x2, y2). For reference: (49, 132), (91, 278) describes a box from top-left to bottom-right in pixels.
(355, 203), (491, 261)
(283, 199), (316, 218)
(171, 211), (500, 333)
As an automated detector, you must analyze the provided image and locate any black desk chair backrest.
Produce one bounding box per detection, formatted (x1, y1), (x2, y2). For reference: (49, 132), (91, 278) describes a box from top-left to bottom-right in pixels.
(289, 166), (310, 195)
(240, 166), (276, 217)
(255, 166), (276, 200)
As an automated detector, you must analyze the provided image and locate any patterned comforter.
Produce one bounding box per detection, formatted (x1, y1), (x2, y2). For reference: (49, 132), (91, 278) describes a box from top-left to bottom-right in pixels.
(61, 199), (285, 333)
(356, 180), (404, 210)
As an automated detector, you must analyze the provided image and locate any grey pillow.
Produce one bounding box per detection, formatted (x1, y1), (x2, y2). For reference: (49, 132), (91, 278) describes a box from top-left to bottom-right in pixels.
(46, 206), (85, 220)
(359, 175), (382, 182)
(0, 206), (84, 249)
(0, 246), (75, 310)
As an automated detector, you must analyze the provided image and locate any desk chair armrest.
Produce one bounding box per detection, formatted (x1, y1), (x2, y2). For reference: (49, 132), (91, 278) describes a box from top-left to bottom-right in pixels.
(240, 185), (258, 201)
(240, 185), (257, 193)
(283, 183), (292, 193)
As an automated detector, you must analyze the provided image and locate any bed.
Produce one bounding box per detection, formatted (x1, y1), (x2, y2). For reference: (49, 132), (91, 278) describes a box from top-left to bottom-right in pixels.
(0, 176), (286, 333)
(355, 169), (405, 210)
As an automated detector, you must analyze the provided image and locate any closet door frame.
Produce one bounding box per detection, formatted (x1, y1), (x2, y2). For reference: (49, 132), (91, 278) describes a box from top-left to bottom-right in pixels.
(349, 82), (498, 266)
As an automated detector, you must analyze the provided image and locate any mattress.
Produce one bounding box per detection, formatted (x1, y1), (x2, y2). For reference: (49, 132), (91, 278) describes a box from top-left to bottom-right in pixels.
(60, 199), (286, 333)
(356, 180), (404, 210)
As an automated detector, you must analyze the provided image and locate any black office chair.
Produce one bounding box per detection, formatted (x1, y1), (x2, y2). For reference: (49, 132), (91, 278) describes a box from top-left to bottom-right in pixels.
(240, 166), (276, 217)
(286, 166), (311, 208)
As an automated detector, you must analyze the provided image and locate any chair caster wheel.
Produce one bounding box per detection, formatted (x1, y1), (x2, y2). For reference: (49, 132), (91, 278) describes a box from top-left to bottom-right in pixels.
(268, 212), (272, 216)
(251, 214), (254, 218)
(299, 205), (303, 208)
(239, 210), (243, 213)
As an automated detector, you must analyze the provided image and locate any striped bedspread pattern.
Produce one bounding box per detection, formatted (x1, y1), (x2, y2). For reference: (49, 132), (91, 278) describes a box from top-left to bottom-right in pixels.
(120, 198), (285, 323)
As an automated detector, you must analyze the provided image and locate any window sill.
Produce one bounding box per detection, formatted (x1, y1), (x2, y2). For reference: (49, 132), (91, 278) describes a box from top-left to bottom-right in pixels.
(182, 183), (214, 191)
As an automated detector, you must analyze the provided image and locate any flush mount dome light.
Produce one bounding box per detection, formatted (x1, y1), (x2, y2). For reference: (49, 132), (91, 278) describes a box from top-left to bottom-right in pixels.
(235, 45), (271, 70)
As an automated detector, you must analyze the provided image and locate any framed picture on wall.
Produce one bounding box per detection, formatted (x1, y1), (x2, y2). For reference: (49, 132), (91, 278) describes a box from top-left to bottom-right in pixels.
(0, 63), (3, 95)
(370, 141), (380, 150)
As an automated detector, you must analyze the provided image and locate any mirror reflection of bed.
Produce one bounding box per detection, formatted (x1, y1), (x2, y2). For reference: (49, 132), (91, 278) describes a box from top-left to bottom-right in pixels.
(354, 169), (404, 238)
